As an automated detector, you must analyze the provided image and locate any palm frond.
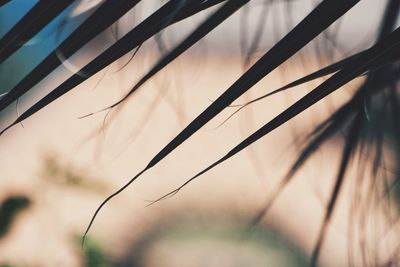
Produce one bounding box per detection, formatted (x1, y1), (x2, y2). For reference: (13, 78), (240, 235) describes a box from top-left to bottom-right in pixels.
(1, 0), (400, 265)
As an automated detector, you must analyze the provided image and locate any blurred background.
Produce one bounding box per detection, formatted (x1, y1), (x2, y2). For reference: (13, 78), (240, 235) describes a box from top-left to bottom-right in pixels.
(0, 1), (398, 266)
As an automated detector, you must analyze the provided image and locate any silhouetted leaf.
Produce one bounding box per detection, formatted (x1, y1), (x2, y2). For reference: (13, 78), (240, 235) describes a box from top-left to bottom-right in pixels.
(152, 26), (400, 204)
(0, 1), (75, 63)
(0, 0), (11, 8)
(310, 112), (362, 267)
(0, 0), (141, 111)
(0, 0), (226, 131)
(83, 0), (250, 117)
(81, 0), (361, 242)
(142, 0), (361, 172)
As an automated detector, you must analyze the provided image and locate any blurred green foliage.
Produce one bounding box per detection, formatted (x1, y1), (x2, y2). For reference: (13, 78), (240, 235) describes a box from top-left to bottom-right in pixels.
(118, 219), (309, 267)
(41, 155), (107, 193)
(81, 236), (111, 267)
(0, 196), (30, 238)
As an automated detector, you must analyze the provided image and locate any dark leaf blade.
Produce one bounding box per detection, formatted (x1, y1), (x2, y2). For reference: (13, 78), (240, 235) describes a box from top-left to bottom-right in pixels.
(0, 0), (226, 114)
(0, 0), (141, 112)
(0, 1), (75, 63)
(174, 0), (227, 22)
(249, 95), (359, 228)
(0, 0), (228, 131)
(145, 0), (360, 169)
(88, 0), (250, 115)
(222, 32), (399, 165)
(238, 51), (365, 105)
(376, 0), (400, 41)
(152, 27), (400, 207)
(0, 0), (183, 132)
(0, 0), (11, 8)
(82, 168), (147, 246)
(310, 113), (362, 267)
(222, 44), (399, 126)
(252, 106), (352, 223)
(79, 0), (360, 241)
(220, 51), (367, 127)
